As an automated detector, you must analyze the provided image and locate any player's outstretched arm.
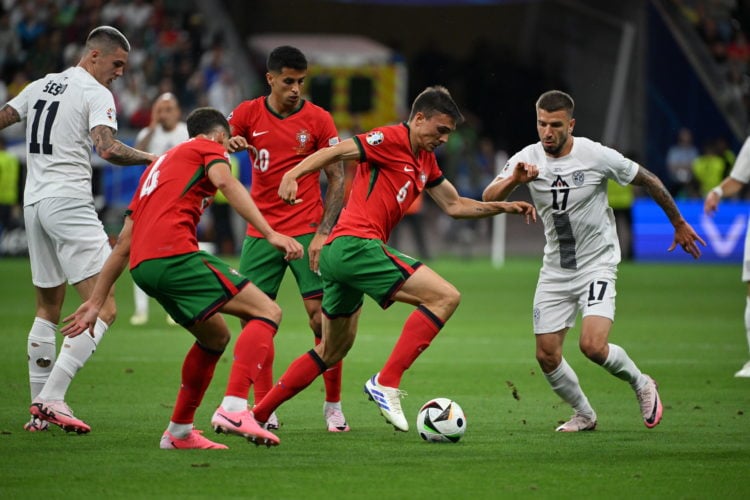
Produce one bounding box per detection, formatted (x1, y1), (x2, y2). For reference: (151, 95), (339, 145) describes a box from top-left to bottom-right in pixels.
(308, 160), (346, 272)
(279, 139), (360, 205)
(92, 124), (157, 166)
(482, 162), (539, 202)
(631, 165), (706, 258)
(62, 217), (134, 337)
(0, 104), (20, 130)
(704, 177), (744, 216)
(428, 178), (536, 223)
(210, 161), (304, 261)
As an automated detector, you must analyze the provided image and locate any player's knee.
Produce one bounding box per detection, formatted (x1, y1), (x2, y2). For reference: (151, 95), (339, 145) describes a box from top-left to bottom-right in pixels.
(437, 285), (461, 315)
(263, 300), (282, 325)
(579, 338), (606, 363)
(309, 313), (322, 338)
(535, 349), (559, 373)
(216, 330), (231, 350)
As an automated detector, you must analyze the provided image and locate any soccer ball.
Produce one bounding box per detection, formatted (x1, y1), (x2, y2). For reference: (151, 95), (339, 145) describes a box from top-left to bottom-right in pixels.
(416, 398), (466, 443)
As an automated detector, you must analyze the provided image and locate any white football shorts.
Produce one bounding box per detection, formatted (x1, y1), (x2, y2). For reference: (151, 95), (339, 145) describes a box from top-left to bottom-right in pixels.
(532, 271), (617, 334)
(25, 198), (111, 287)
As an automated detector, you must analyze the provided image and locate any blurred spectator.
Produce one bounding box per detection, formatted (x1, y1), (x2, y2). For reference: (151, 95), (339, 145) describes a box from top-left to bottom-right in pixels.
(129, 92), (189, 326)
(0, 135), (21, 233)
(15, 2), (47, 51)
(100, 0), (126, 26)
(608, 178), (635, 260)
(207, 68), (241, 116)
(666, 127), (700, 197)
(693, 138), (728, 196)
(123, 0), (154, 31)
(0, 10), (21, 72)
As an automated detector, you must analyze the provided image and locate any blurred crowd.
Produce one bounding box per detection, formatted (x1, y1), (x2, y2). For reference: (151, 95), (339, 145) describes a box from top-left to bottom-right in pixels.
(3, 0), (750, 259)
(673, 0), (750, 128)
(0, 0), (241, 130)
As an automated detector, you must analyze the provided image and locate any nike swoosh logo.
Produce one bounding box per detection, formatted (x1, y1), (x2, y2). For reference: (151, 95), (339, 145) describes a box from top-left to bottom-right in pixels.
(217, 413), (243, 427)
(404, 166), (414, 172)
(252, 131), (269, 137)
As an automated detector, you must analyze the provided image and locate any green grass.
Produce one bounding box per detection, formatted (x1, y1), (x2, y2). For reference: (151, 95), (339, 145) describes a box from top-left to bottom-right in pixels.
(0, 256), (748, 499)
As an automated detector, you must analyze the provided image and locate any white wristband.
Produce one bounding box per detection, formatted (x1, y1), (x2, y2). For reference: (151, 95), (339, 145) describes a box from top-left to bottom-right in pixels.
(710, 186), (724, 198)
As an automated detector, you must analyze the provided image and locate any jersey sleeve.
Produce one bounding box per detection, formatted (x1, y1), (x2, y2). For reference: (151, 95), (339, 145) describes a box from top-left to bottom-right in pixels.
(87, 86), (118, 132)
(601, 144), (638, 186)
(425, 153), (444, 185)
(496, 149), (528, 181)
(315, 110), (340, 149)
(203, 141), (232, 173)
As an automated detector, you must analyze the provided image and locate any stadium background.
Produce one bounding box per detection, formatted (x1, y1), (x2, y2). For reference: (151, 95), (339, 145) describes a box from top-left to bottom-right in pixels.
(0, 0), (748, 262)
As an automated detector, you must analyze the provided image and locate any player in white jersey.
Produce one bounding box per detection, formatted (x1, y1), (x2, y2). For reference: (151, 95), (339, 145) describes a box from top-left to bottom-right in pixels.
(129, 92), (188, 326)
(704, 136), (750, 378)
(483, 90), (705, 432)
(0, 26), (156, 433)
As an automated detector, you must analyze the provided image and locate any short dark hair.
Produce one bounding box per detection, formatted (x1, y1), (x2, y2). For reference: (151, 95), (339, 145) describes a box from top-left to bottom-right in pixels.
(267, 45), (307, 73)
(186, 107), (230, 138)
(408, 86), (464, 123)
(86, 25), (130, 53)
(536, 90), (574, 116)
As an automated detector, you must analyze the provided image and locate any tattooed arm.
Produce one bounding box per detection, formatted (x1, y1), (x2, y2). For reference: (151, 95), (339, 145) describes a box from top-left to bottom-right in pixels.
(91, 124), (157, 166)
(631, 165), (706, 258)
(0, 104), (21, 130)
(630, 166), (684, 225)
(428, 177), (536, 223)
(307, 160), (346, 272)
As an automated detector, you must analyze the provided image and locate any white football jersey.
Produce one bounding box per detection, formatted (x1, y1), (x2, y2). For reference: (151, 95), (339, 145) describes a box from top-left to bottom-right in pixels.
(730, 136), (750, 184)
(500, 137), (638, 278)
(8, 66), (118, 206)
(135, 121), (188, 156)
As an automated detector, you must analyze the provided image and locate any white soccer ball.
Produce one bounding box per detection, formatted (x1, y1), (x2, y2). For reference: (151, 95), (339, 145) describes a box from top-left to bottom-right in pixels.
(416, 398), (466, 443)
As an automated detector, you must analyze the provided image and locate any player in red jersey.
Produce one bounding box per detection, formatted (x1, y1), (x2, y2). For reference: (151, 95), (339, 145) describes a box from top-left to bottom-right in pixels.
(252, 86), (537, 434)
(62, 108), (303, 449)
(226, 46), (348, 432)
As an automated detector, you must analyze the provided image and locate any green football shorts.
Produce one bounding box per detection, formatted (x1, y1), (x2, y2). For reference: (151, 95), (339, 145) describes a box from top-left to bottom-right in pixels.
(130, 251), (249, 327)
(239, 233), (322, 300)
(319, 235), (422, 317)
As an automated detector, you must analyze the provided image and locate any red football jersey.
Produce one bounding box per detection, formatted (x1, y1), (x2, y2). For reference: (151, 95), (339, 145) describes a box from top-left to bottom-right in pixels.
(228, 97), (339, 237)
(329, 123), (445, 243)
(127, 137), (230, 269)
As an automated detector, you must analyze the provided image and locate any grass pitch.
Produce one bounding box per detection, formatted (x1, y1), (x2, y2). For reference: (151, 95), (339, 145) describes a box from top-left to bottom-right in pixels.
(0, 256), (748, 499)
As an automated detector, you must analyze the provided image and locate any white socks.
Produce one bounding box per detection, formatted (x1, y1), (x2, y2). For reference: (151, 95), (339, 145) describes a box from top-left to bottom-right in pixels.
(27, 317), (58, 401)
(602, 343), (647, 391)
(744, 296), (750, 355)
(134, 285), (149, 316)
(544, 358), (595, 419)
(37, 317), (108, 401)
(167, 422), (193, 438)
(221, 395), (248, 413)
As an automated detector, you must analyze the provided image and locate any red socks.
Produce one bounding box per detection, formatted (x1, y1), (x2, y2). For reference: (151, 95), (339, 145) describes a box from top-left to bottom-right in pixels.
(225, 318), (277, 399)
(378, 306), (443, 388)
(254, 349), (327, 423)
(171, 342), (222, 424)
(316, 336), (343, 403)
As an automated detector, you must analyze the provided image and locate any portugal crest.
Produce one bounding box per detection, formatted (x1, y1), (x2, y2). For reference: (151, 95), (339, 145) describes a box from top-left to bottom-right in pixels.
(295, 129), (311, 154)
